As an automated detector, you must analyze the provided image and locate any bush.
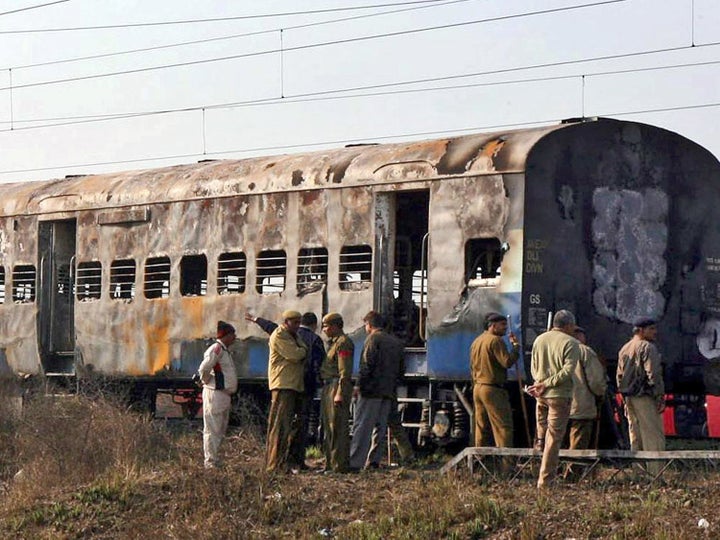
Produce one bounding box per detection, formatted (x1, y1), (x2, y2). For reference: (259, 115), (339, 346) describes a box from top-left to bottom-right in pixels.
(0, 377), (172, 499)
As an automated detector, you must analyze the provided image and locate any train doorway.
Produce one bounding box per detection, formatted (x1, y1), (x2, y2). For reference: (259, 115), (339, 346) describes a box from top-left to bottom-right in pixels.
(375, 190), (429, 347)
(37, 220), (77, 375)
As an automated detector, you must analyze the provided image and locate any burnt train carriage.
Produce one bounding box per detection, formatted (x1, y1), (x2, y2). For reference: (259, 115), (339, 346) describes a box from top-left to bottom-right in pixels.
(0, 117), (718, 441)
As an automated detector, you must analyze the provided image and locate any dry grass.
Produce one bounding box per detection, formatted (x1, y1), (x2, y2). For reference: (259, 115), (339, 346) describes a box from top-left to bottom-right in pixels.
(0, 379), (719, 539)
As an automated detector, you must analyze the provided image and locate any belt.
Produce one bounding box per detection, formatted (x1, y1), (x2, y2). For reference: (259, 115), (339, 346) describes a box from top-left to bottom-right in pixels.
(323, 377), (340, 384)
(478, 382), (503, 388)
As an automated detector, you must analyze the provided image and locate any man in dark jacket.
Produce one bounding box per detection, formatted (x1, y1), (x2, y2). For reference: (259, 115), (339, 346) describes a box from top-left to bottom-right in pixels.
(349, 311), (403, 470)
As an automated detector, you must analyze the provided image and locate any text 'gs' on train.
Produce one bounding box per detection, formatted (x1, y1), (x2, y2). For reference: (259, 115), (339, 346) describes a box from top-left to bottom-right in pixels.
(0, 117), (719, 445)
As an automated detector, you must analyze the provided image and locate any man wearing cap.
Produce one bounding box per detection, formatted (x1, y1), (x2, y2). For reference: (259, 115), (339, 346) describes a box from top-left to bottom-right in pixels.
(246, 311), (325, 469)
(349, 311), (404, 470)
(197, 321), (238, 468)
(527, 309), (580, 489)
(266, 310), (308, 473)
(617, 319), (665, 467)
(320, 312), (355, 472)
(470, 312), (520, 449)
(567, 327), (607, 450)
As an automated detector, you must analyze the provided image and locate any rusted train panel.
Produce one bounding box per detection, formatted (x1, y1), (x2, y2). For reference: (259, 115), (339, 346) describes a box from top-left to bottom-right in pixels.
(1, 118), (719, 410)
(0, 125), (557, 381)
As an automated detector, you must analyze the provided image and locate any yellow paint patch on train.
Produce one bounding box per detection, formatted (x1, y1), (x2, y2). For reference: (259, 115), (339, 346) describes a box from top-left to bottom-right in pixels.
(180, 296), (207, 339)
(144, 305), (171, 374)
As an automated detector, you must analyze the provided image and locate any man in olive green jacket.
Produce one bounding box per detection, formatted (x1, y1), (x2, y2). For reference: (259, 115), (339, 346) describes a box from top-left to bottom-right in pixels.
(320, 312), (355, 472)
(470, 312), (520, 448)
(265, 310), (308, 473)
(528, 310), (580, 488)
(617, 318), (665, 471)
(568, 327), (607, 450)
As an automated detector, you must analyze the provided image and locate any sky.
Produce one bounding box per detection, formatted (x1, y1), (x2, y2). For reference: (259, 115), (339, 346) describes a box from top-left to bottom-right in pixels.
(0, 0), (718, 183)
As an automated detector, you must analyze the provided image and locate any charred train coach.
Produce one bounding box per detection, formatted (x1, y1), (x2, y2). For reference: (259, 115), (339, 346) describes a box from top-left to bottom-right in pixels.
(0, 117), (719, 441)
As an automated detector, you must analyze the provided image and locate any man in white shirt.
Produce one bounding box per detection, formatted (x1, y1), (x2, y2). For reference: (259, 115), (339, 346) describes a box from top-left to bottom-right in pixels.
(198, 320), (238, 468)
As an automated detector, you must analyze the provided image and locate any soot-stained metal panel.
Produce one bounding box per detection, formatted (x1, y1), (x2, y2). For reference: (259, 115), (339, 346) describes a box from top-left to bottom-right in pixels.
(523, 119), (720, 393)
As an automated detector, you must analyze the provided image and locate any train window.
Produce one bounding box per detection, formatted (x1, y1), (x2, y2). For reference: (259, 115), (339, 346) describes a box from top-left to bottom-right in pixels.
(465, 238), (502, 287)
(144, 256), (171, 299)
(256, 249), (286, 294)
(76, 261), (102, 301)
(0, 266), (4, 304)
(217, 252), (246, 295)
(110, 259), (136, 300)
(12, 264), (36, 303)
(297, 247), (328, 292)
(339, 244), (372, 290)
(180, 254), (208, 297)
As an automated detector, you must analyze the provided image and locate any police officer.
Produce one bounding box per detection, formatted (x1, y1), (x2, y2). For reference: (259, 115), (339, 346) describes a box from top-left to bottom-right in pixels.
(320, 312), (354, 472)
(617, 319), (665, 458)
(469, 312), (519, 448)
(265, 310), (308, 473)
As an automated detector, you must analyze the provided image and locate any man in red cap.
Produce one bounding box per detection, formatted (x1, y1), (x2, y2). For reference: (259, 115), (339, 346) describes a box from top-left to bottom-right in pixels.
(197, 320), (238, 468)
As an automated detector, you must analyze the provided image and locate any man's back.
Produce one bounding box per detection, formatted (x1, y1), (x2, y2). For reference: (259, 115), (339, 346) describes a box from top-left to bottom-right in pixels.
(617, 336), (664, 398)
(531, 329), (580, 399)
(359, 331), (403, 398)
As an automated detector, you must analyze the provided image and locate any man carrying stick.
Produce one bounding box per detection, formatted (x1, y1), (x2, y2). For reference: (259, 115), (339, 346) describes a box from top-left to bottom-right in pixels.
(469, 312), (520, 449)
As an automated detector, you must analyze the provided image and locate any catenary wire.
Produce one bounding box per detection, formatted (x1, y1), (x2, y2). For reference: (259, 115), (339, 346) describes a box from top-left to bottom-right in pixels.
(8, 0), (471, 70)
(0, 0), (626, 92)
(1, 39), (716, 131)
(0, 100), (718, 176)
(0, 0), (69, 17)
(0, 0), (456, 34)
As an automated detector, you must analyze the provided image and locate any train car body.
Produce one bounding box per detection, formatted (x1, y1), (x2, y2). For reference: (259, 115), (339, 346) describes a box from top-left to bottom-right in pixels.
(0, 117), (719, 439)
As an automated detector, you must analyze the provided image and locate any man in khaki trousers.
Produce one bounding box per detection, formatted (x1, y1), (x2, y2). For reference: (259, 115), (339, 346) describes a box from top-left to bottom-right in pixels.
(470, 312), (520, 449)
(527, 310), (580, 489)
(617, 319), (665, 474)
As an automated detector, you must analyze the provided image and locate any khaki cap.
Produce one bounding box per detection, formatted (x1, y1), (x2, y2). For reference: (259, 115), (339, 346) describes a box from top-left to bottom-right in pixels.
(281, 310), (302, 320)
(322, 312), (343, 325)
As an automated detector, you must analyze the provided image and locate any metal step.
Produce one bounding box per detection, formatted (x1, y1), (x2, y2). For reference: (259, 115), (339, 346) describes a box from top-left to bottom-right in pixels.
(44, 371), (78, 396)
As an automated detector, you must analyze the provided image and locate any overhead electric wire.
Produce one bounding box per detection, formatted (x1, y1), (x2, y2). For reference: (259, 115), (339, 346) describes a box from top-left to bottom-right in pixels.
(0, 0), (450, 34)
(0, 0), (625, 92)
(1, 38), (716, 132)
(3, 97), (719, 176)
(9, 0), (471, 70)
(0, 0), (69, 17)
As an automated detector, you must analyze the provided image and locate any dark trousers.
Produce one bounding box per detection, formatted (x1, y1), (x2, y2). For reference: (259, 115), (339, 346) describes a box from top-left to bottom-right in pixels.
(368, 396), (415, 465)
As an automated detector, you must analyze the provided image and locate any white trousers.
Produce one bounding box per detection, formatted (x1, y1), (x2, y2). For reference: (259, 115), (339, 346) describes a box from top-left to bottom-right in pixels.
(203, 387), (231, 468)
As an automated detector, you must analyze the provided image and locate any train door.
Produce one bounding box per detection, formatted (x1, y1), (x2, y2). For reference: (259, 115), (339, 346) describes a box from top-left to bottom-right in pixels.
(37, 220), (77, 374)
(374, 190), (430, 347)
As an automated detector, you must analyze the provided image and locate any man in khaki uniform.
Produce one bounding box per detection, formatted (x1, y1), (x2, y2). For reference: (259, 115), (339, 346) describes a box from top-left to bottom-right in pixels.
(568, 327), (607, 450)
(470, 312), (520, 448)
(528, 310), (580, 489)
(320, 312), (355, 472)
(265, 310), (308, 473)
(617, 319), (665, 468)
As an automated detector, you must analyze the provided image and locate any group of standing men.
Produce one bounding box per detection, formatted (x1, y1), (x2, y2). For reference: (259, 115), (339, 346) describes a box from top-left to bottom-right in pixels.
(471, 309), (664, 488)
(198, 309), (412, 474)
